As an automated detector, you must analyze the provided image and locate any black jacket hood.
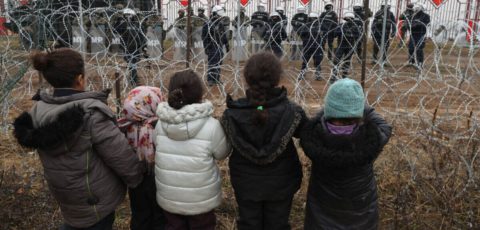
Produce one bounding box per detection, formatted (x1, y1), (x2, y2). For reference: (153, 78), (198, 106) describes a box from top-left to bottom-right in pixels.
(300, 108), (386, 169)
(222, 87), (305, 165)
(14, 89), (111, 152)
(14, 105), (85, 151)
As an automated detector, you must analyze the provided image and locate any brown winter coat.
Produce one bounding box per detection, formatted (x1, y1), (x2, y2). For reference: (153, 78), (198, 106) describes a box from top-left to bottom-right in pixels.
(13, 90), (144, 228)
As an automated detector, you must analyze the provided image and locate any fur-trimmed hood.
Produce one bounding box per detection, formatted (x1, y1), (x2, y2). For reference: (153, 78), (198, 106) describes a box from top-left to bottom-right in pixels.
(156, 101), (214, 141)
(14, 106), (85, 152)
(13, 90), (113, 155)
(300, 107), (392, 169)
(222, 87), (306, 165)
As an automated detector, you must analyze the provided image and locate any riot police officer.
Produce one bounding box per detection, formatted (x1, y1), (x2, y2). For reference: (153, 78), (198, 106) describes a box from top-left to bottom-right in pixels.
(233, 7), (249, 29)
(291, 6), (308, 60)
(399, 2), (415, 47)
(353, 2), (371, 56)
(173, 9), (188, 60)
(331, 12), (361, 83)
(275, 6), (288, 27)
(250, 4), (269, 53)
(220, 6), (231, 42)
(263, 12), (287, 58)
(232, 7), (250, 61)
(191, 7), (207, 62)
(202, 5), (229, 86)
(175, 9), (187, 30)
(114, 8), (147, 86)
(198, 7), (207, 20)
(299, 12), (323, 81)
(371, 2), (396, 64)
(319, 1), (338, 60)
(409, 3), (430, 68)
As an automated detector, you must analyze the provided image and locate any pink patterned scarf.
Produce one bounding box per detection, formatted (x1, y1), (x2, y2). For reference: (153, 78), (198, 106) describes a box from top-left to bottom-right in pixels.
(118, 86), (163, 164)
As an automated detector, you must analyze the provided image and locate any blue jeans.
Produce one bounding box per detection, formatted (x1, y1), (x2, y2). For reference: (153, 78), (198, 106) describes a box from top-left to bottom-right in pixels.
(61, 212), (114, 230)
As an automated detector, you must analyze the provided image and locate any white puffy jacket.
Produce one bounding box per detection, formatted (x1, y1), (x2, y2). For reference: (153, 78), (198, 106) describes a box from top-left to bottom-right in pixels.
(154, 101), (230, 215)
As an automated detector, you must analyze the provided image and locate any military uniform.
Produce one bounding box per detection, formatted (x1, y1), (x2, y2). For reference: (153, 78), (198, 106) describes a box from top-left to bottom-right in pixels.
(371, 8), (396, 63)
(232, 13), (250, 61)
(399, 6), (414, 47)
(278, 12), (288, 27)
(408, 10), (430, 66)
(300, 17), (323, 80)
(114, 13), (147, 86)
(353, 6), (371, 56)
(331, 18), (362, 82)
(263, 18), (287, 58)
(250, 11), (269, 53)
(291, 12), (308, 60)
(319, 10), (338, 60)
(144, 15), (164, 59)
(173, 14), (188, 60)
(192, 14), (207, 62)
(202, 16), (229, 84)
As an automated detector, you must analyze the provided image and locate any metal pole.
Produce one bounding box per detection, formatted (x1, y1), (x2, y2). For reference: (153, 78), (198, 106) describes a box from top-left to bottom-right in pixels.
(473, 0), (480, 40)
(186, 0), (192, 68)
(236, 0), (241, 68)
(379, 0), (389, 69)
(308, 0), (312, 14)
(361, 0), (370, 90)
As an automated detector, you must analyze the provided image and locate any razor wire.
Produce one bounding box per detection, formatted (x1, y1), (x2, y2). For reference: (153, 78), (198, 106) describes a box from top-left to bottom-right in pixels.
(0, 0), (480, 227)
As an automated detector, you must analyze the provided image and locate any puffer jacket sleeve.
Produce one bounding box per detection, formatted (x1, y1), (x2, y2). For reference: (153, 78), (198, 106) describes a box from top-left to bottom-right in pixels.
(365, 106), (392, 147)
(210, 118), (231, 160)
(89, 109), (144, 188)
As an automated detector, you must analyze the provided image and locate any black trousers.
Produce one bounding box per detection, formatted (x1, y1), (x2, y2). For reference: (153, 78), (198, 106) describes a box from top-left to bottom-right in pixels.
(206, 49), (223, 83)
(61, 212), (114, 230)
(321, 33), (335, 60)
(124, 52), (141, 86)
(356, 37), (364, 57)
(129, 172), (166, 230)
(163, 210), (216, 230)
(408, 34), (426, 64)
(372, 34), (390, 62)
(236, 197), (294, 230)
(268, 44), (284, 58)
(301, 41), (323, 70)
(332, 45), (355, 80)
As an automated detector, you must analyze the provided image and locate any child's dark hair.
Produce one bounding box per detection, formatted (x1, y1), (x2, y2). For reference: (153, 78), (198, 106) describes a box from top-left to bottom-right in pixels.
(168, 70), (204, 109)
(244, 52), (283, 125)
(31, 48), (85, 88)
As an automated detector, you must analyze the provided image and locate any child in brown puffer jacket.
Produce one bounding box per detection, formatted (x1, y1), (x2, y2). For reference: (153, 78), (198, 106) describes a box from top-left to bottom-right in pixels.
(13, 48), (144, 229)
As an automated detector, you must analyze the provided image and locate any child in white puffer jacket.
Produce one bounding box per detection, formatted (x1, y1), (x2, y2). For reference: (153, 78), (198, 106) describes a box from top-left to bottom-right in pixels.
(154, 70), (231, 229)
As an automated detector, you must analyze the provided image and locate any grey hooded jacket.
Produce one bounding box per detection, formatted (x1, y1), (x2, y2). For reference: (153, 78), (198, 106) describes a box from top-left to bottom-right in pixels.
(13, 90), (144, 228)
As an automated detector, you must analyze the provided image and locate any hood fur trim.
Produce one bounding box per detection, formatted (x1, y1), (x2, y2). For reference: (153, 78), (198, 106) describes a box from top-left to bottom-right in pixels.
(13, 106), (85, 150)
(157, 101), (214, 124)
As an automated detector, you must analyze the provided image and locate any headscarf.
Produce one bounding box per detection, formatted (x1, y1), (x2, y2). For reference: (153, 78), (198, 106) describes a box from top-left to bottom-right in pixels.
(118, 86), (163, 164)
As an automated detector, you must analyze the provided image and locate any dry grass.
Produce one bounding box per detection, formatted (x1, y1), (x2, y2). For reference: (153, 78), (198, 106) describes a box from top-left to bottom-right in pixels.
(1, 38), (479, 229)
